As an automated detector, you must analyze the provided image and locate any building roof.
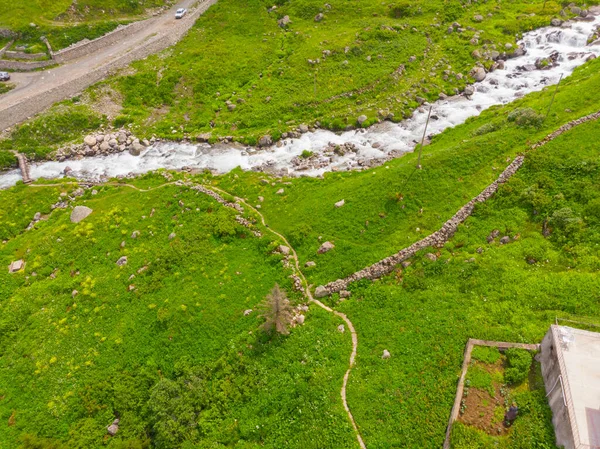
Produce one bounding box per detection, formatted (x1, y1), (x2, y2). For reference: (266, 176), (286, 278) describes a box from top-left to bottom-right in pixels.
(552, 325), (600, 448)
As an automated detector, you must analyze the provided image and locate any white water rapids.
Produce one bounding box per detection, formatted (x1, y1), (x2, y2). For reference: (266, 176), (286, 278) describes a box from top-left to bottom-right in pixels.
(1, 15), (599, 188)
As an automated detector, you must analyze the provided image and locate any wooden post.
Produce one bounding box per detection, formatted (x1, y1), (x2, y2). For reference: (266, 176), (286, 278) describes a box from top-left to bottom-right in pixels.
(417, 105), (433, 169)
(544, 73), (563, 122)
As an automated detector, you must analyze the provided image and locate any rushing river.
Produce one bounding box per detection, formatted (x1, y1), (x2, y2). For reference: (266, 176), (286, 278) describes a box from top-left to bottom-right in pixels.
(1, 15), (599, 188)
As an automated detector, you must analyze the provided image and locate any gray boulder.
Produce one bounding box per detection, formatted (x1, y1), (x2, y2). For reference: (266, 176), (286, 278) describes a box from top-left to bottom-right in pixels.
(258, 135), (273, 147)
(318, 241), (335, 254)
(70, 206), (93, 223)
(84, 135), (97, 147)
(315, 285), (328, 297)
(551, 18), (562, 27)
(357, 115), (368, 125)
(470, 66), (486, 82)
(8, 259), (25, 273)
(129, 141), (145, 156)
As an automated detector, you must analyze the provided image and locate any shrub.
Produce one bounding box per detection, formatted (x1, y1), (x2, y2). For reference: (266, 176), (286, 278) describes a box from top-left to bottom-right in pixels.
(507, 108), (544, 128)
(504, 348), (532, 385)
(472, 122), (500, 136)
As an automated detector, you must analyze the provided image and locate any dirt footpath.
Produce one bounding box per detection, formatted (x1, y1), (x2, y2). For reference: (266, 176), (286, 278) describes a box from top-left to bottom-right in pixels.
(0, 0), (216, 131)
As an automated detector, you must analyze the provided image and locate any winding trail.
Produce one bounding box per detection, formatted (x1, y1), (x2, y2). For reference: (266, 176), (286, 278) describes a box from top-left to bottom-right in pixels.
(22, 178), (367, 449)
(209, 185), (367, 449)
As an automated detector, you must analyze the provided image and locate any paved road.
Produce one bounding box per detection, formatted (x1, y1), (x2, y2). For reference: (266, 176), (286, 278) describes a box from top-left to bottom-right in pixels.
(0, 0), (210, 131)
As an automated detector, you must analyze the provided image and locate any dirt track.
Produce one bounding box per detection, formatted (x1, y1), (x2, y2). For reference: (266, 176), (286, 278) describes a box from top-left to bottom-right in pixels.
(0, 0), (215, 131)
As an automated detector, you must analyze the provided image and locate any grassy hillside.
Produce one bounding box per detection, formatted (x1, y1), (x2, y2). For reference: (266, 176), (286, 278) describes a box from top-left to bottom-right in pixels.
(214, 56), (600, 285)
(0, 175), (356, 448)
(108, 0), (574, 142)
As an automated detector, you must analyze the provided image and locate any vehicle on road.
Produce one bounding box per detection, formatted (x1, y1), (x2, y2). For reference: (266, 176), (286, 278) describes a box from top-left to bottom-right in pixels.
(175, 8), (187, 19)
(0, 72), (10, 82)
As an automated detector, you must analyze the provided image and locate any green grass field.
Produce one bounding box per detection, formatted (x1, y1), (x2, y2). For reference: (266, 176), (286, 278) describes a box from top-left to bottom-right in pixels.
(1, 1), (600, 447)
(1, 72), (599, 447)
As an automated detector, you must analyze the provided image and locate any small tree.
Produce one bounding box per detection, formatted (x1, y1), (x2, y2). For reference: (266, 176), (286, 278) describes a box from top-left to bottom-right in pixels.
(260, 284), (293, 335)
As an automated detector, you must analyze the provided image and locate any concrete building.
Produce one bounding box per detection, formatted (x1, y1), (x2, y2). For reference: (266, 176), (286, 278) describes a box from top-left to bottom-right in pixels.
(540, 325), (600, 449)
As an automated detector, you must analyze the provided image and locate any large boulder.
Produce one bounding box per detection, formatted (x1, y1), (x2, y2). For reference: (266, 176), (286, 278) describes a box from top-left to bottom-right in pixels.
(470, 66), (486, 82)
(318, 241), (335, 254)
(258, 135), (273, 147)
(550, 18), (563, 27)
(84, 135), (97, 147)
(70, 206), (93, 223)
(8, 259), (25, 273)
(278, 15), (291, 27)
(315, 285), (328, 297)
(129, 141), (145, 156)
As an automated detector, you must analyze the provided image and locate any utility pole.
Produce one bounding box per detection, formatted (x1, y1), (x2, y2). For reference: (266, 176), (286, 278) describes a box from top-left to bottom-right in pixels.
(544, 73), (563, 122)
(417, 105), (433, 169)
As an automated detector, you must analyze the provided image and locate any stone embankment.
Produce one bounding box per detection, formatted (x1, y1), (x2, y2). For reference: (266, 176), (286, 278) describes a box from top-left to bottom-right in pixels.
(53, 130), (152, 163)
(315, 109), (600, 297)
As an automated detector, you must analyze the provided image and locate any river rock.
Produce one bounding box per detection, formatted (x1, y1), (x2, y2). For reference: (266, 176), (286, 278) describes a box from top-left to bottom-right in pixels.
(84, 135), (97, 147)
(8, 259), (24, 273)
(99, 141), (111, 152)
(129, 141), (144, 156)
(70, 206), (93, 223)
(470, 66), (486, 82)
(318, 241), (335, 254)
(551, 18), (563, 27)
(464, 85), (475, 96)
(298, 124), (309, 133)
(357, 115), (368, 125)
(258, 135), (273, 147)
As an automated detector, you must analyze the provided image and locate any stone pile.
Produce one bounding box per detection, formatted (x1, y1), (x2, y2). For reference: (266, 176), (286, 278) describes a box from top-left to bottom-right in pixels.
(52, 129), (152, 162)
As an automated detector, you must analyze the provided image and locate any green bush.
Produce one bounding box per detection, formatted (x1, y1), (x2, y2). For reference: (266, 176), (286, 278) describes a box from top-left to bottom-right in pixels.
(504, 349), (533, 385)
(507, 108), (544, 128)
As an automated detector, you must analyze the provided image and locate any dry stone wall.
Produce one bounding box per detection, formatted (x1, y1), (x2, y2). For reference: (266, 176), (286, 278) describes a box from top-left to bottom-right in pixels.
(315, 110), (600, 297)
(0, 0), (218, 132)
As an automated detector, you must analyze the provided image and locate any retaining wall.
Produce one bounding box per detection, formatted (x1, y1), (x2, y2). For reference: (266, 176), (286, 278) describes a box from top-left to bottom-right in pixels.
(0, 0), (218, 132)
(52, 20), (151, 64)
(3, 51), (47, 60)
